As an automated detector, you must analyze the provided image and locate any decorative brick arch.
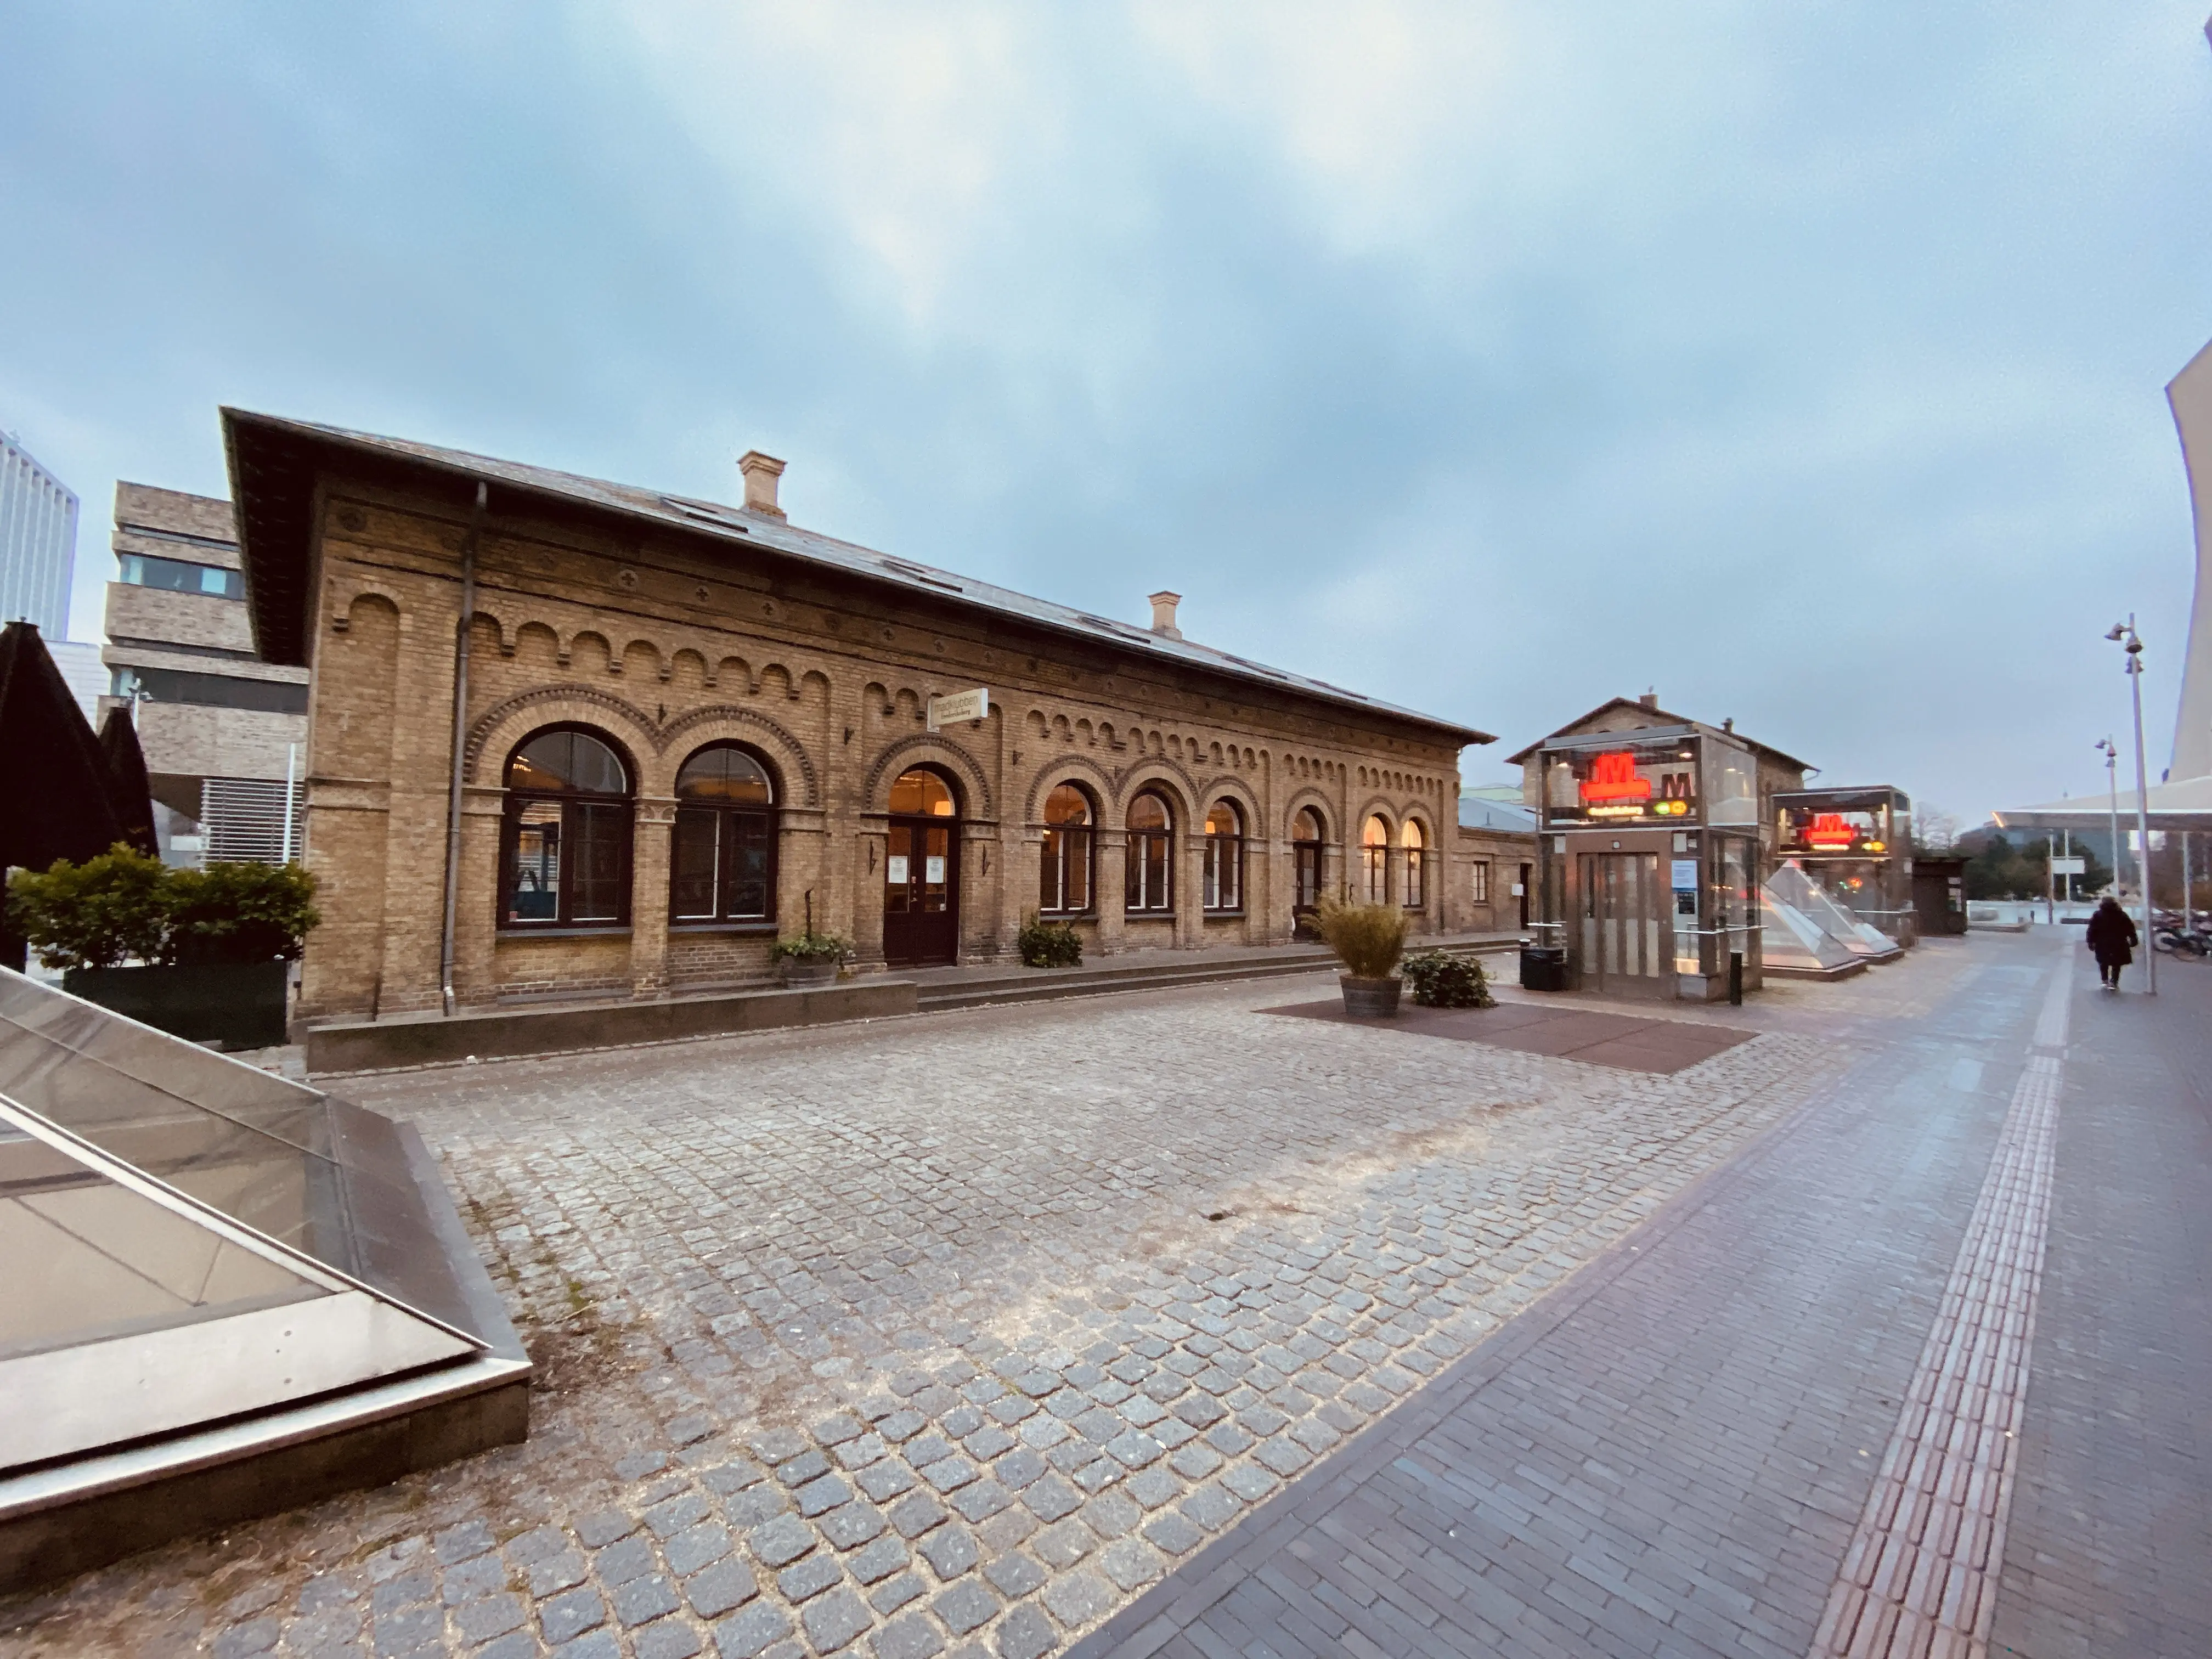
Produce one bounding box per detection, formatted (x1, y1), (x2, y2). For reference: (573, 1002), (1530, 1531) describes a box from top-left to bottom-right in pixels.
(1282, 787), (1336, 843)
(1192, 774), (1262, 835)
(1111, 757), (1200, 822)
(865, 735), (994, 819)
(463, 685), (659, 783)
(328, 582), (404, 635)
(1023, 755), (1117, 825)
(656, 705), (820, 806)
(1351, 796), (1402, 836)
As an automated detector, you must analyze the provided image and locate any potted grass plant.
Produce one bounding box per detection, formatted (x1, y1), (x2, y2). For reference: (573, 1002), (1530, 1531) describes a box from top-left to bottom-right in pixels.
(1312, 896), (1407, 1017)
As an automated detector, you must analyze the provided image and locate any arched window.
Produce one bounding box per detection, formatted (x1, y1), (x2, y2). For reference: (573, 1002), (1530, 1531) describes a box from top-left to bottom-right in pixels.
(502, 726), (632, 928)
(1040, 783), (1094, 915)
(670, 743), (777, 923)
(1126, 791), (1173, 913)
(1293, 806), (1326, 913)
(1203, 800), (1244, 913)
(1402, 820), (1426, 910)
(1361, 814), (1392, 906)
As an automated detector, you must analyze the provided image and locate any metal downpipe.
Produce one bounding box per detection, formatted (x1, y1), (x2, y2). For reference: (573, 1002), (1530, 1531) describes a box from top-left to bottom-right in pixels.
(439, 482), (488, 1018)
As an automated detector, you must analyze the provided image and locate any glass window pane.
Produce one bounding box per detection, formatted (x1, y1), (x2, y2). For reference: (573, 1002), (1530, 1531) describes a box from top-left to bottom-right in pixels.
(1040, 833), (1063, 912)
(1205, 802), (1240, 837)
(508, 800), (562, 921)
(921, 826), (950, 911)
(727, 812), (772, 918)
(1045, 785), (1091, 826)
(1363, 815), (1390, 847)
(1067, 828), (1090, 911)
(1296, 807), (1324, 842)
(569, 803), (628, 921)
(671, 809), (719, 919)
(886, 825), (912, 912)
(676, 745), (773, 804)
(890, 770), (954, 816)
(1127, 793), (1169, 832)
(509, 730), (628, 794)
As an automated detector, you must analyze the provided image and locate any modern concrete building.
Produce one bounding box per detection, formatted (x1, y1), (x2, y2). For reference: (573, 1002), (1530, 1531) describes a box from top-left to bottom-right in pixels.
(0, 431), (78, 640)
(2168, 338), (2212, 783)
(99, 484), (307, 865)
(217, 410), (1508, 1022)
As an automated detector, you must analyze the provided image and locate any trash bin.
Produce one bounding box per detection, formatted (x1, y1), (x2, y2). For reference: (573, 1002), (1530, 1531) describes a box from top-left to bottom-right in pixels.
(1519, 945), (1567, 992)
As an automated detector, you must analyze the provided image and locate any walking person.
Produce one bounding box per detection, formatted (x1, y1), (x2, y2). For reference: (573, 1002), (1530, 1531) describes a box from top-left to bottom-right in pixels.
(2086, 894), (2138, 990)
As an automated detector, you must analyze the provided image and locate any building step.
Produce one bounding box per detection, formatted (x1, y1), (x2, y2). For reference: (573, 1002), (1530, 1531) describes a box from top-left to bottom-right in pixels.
(913, 937), (1519, 1013)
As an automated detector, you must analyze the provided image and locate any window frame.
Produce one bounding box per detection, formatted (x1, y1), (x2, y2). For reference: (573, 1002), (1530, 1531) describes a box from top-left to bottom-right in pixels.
(1202, 800), (1245, 915)
(1125, 791), (1175, 915)
(1470, 859), (1491, 905)
(1361, 815), (1392, 906)
(499, 725), (635, 932)
(1039, 783), (1097, 917)
(668, 742), (781, 928)
(1402, 820), (1427, 911)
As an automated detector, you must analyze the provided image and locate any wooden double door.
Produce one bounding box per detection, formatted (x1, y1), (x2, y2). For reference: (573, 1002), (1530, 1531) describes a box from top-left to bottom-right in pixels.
(884, 815), (959, 966)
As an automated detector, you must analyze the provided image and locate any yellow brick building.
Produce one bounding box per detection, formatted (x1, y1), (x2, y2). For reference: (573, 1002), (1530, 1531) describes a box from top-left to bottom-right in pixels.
(222, 413), (1514, 1019)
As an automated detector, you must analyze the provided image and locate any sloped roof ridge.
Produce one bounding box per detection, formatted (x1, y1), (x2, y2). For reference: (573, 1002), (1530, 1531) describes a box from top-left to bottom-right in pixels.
(229, 412), (1490, 744)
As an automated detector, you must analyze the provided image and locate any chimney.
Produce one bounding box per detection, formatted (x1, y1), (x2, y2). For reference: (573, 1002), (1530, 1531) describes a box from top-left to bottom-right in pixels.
(1148, 590), (1183, 639)
(1638, 689), (1658, 710)
(738, 450), (787, 518)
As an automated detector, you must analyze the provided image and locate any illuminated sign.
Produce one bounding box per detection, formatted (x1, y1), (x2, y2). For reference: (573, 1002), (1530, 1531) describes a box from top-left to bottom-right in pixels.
(1805, 812), (1857, 850)
(1579, 752), (1651, 805)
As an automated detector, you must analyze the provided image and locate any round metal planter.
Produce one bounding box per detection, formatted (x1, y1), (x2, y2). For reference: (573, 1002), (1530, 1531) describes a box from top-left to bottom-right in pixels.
(1338, 974), (1402, 1018)
(778, 960), (840, 988)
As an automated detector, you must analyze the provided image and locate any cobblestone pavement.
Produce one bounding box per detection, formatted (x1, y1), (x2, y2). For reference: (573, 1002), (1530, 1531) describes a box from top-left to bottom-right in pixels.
(1066, 935), (2212, 1659)
(2, 951), (1996, 1659)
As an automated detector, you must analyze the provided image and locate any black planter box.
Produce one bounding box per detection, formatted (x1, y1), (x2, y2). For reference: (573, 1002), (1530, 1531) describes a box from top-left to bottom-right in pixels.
(1519, 945), (1567, 992)
(62, 960), (290, 1051)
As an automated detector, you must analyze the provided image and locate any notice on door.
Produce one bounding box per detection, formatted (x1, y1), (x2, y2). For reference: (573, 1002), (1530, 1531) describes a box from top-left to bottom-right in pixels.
(925, 856), (946, 884)
(1671, 859), (1699, 890)
(886, 856), (909, 885)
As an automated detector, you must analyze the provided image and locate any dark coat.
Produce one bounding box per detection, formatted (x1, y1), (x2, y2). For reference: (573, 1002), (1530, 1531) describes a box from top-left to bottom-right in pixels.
(2086, 902), (2137, 966)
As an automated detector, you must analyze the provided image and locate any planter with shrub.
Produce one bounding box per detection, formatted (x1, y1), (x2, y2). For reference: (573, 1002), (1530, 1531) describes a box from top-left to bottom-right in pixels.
(1017, 915), (1082, 969)
(1401, 950), (1496, 1009)
(1311, 897), (1407, 1017)
(770, 932), (853, 986)
(5, 845), (319, 1050)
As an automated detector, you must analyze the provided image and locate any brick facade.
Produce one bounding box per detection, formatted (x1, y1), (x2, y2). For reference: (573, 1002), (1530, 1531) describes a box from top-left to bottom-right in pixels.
(223, 417), (1508, 1020)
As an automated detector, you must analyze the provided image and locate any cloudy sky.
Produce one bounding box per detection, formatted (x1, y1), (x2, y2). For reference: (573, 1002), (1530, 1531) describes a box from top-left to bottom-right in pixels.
(4, 4), (2209, 822)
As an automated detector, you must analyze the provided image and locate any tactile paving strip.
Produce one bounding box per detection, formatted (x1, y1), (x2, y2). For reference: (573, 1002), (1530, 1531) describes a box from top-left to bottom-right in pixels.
(1807, 964), (2070, 1659)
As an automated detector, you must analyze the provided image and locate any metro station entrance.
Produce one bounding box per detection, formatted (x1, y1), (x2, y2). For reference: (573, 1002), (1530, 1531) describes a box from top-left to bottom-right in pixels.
(884, 768), (960, 967)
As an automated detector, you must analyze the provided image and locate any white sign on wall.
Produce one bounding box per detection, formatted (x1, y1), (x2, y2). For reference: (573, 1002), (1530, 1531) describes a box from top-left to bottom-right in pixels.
(927, 687), (989, 730)
(885, 856), (909, 886)
(2050, 856), (2086, 875)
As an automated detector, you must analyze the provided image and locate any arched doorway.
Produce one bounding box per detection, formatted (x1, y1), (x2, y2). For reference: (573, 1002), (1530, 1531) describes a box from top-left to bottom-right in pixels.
(885, 767), (960, 966)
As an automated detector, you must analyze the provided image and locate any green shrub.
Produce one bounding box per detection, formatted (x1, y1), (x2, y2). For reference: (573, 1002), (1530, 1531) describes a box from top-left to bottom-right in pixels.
(770, 931), (853, 964)
(1018, 915), (1083, 968)
(167, 860), (320, 964)
(1313, 897), (1407, 979)
(5, 847), (319, 970)
(1402, 950), (1495, 1009)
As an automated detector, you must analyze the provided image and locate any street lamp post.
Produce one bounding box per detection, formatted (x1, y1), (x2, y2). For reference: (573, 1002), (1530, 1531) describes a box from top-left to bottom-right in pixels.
(2096, 737), (2120, 906)
(2105, 618), (2155, 995)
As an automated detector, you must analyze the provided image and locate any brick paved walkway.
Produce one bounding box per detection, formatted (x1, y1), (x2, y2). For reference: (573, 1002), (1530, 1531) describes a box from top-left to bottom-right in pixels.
(1066, 936), (2211, 1659)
